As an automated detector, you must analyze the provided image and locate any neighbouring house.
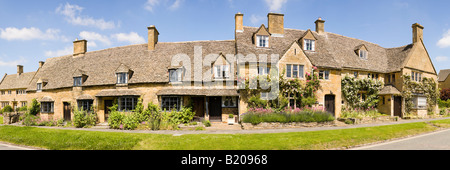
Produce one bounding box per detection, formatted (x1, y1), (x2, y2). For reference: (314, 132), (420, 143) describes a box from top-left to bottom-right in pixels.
(438, 69), (450, 90)
(0, 65), (35, 111)
(0, 12), (439, 123)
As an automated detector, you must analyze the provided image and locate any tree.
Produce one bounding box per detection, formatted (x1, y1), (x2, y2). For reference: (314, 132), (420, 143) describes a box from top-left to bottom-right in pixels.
(29, 98), (40, 115)
(441, 88), (450, 101)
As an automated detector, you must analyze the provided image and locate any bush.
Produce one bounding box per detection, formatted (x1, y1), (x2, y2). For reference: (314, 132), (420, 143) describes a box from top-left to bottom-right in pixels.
(22, 113), (40, 126)
(438, 99), (450, 108)
(29, 99), (40, 116)
(108, 110), (125, 129)
(242, 109), (334, 125)
(73, 107), (97, 128)
(123, 113), (140, 130)
(2, 105), (13, 113)
(202, 120), (211, 127)
(147, 102), (162, 130)
(441, 88), (450, 101)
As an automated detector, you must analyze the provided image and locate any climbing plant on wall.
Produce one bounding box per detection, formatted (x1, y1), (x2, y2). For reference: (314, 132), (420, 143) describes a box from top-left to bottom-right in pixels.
(401, 75), (439, 114)
(341, 75), (382, 109)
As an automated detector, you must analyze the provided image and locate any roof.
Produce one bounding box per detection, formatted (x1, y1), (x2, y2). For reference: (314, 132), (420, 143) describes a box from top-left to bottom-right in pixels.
(156, 88), (239, 96)
(236, 26), (413, 73)
(438, 69), (450, 82)
(95, 89), (141, 97)
(27, 40), (235, 91)
(0, 72), (36, 90)
(379, 85), (401, 95)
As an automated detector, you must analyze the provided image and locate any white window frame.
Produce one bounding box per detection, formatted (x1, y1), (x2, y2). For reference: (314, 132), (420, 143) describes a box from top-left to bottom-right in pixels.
(258, 66), (270, 76)
(286, 64), (304, 78)
(304, 39), (315, 51)
(412, 95), (427, 109)
(359, 50), (368, 59)
(214, 65), (230, 79)
(169, 68), (182, 83)
(222, 96), (237, 107)
(319, 70), (330, 80)
(37, 83), (42, 92)
(256, 35), (269, 48)
(73, 77), (82, 87)
(116, 72), (128, 84)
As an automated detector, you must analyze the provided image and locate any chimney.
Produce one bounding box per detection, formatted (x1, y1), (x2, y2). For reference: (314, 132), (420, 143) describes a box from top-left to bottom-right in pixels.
(412, 23), (424, 43)
(73, 39), (87, 56)
(39, 61), (45, 68)
(17, 65), (23, 75)
(235, 12), (244, 33)
(267, 13), (284, 36)
(148, 25), (159, 51)
(315, 17), (325, 34)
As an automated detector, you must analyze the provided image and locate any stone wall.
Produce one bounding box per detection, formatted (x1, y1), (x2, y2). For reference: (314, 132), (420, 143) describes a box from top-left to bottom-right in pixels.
(2, 112), (25, 124)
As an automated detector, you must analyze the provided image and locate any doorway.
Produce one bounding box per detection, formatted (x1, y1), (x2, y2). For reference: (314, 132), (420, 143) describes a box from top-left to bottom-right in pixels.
(325, 95), (335, 116)
(208, 96), (222, 122)
(192, 97), (205, 118)
(63, 102), (71, 121)
(394, 96), (402, 117)
(104, 100), (113, 121)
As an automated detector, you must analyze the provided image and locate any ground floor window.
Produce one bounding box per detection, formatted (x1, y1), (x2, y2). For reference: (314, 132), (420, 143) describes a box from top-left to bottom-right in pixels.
(41, 102), (54, 113)
(118, 97), (138, 112)
(1, 102), (8, 108)
(78, 100), (94, 111)
(412, 95), (427, 109)
(222, 96), (237, 107)
(161, 96), (182, 112)
(21, 101), (27, 107)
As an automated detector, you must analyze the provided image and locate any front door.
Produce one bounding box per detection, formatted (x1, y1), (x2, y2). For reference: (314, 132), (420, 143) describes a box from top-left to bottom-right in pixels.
(104, 100), (113, 121)
(63, 102), (71, 121)
(208, 96), (222, 122)
(325, 95), (335, 116)
(394, 96), (402, 117)
(192, 97), (205, 118)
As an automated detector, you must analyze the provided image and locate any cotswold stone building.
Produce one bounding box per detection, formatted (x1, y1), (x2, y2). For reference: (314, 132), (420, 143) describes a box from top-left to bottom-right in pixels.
(0, 13), (438, 123)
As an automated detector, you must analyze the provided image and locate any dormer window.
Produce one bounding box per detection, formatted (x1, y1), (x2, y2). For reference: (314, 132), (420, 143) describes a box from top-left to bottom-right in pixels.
(73, 77), (82, 87)
(359, 50), (368, 59)
(304, 39), (315, 51)
(214, 65), (230, 79)
(37, 83), (42, 91)
(169, 68), (182, 82)
(256, 35), (269, 47)
(117, 72), (128, 84)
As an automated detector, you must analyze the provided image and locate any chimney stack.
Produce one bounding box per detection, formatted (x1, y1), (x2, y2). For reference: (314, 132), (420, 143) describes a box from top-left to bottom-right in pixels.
(267, 13), (284, 36)
(17, 65), (23, 75)
(73, 39), (87, 57)
(315, 17), (325, 34)
(148, 25), (159, 51)
(412, 23), (424, 43)
(235, 12), (244, 33)
(39, 61), (45, 68)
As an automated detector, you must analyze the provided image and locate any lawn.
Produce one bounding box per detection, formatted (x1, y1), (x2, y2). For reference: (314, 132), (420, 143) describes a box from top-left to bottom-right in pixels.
(1, 119), (449, 150)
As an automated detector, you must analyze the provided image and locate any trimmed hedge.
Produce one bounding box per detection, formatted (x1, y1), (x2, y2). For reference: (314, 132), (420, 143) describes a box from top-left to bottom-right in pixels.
(242, 111), (335, 125)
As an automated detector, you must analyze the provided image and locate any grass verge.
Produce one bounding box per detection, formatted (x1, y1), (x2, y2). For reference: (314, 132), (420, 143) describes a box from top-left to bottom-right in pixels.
(0, 119), (449, 150)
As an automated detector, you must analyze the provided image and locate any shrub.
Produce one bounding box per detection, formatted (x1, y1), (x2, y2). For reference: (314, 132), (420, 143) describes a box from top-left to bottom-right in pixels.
(242, 109), (334, 125)
(73, 107), (97, 128)
(147, 102), (162, 130)
(202, 120), (211, 127)
(29, 99), (40, 116)
(301, 97), (316, 107)
(108, 110), (125, 129)
(441, 88), (450, 101)
(123, 113), (139, 130)
(2, 105), (13, 113)
(438, 99), (450, 108)
(18, 106), (28, 112)
(22, 113), (40, 126)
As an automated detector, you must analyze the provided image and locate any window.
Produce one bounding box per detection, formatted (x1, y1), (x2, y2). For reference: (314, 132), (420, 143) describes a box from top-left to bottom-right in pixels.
(1, 102), (9, 108)
(1, 91), (4, 95)
(161, 96), (182, 112)
(411, 71), (422, 82)
(392, 74), (395, 82)
(286, 64), (304, 78)
(258, 66), (270, 76)
(78, 100), (93, 111)
(214, 65), (230, 79)
(21, 101), (27, 107)
(8, 90), (11, 95)
(37, 83), (42, 91)
(169, 69), (182, 82)
(118, 97), (138, 112)
(319, 70), (330, 80)
(41, 102), (54, 113)
(256, 35), (269, 47)
(73, 77), (82, 87)
(412, 96), (427, 109)
(359, 50), (368, 59)
(222, 96), (237, 107)
(117, 73), (128, 84)
(304, 39), (315, 51)
(382, 96), (385, 105)
(354, 72), (358, 78)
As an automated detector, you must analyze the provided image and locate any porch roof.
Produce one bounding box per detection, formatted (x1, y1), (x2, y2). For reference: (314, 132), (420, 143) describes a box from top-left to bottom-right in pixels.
(156, 88), (239, 96)
(379, 85), (401, 95)
(95, 89), (141, 97)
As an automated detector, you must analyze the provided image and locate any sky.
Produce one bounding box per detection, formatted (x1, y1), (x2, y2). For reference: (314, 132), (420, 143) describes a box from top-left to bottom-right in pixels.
(0, 0), (449, 75)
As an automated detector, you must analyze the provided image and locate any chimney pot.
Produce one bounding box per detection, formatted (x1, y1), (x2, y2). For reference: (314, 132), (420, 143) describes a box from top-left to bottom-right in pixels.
(73, 39), (87, 57)
(235, 12), (244, 33)
(148, 25), (159, 51)
(267, 13), (284, 36)
(315, 17), (325, 34)
(412, 23), (424, 43)
(39, 61), (45, 68)
(17, 65), (23, 75)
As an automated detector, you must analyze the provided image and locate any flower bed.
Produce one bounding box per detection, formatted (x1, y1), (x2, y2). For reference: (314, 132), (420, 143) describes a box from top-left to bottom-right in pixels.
(241, 107), (335, 125)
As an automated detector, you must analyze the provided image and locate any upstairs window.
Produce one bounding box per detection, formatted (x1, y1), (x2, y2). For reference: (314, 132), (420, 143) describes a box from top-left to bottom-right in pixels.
(304, 39), (315, 51)
(258, 66), (271, 76)
(319, 70), (330, 80)
(286, 64), (304, 78)
(37, 83), (42, 91)
(359, 50), (368, 59)
(256, 35), (269, 47)
(213, 65), (230, 79)
(411, 71), (422, 82)
(117, 73), (128, 84)
(169, 69), (182, 82)
(73, 77), (82, 87)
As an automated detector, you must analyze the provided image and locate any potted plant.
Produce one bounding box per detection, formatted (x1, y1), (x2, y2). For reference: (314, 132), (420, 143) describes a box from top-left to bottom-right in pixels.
(228, 114), (235, 125)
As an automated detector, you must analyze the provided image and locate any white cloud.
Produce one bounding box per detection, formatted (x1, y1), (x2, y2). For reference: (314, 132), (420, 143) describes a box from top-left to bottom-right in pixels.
(56, 3), (117, 30)
(169, 0), (183, 11)
(44, 46), (72, 57)
(436, 56), (449, 62)
(145, 0), (160, 12)
(250, 14), (264, 26)
(112, 32), (146, 44)
(437, 29), (450, 48)
(0, 27), (68, 41)
(0, 56), (27, 67)
(265, 0), (288, 12)
(79, 31), (111, 46)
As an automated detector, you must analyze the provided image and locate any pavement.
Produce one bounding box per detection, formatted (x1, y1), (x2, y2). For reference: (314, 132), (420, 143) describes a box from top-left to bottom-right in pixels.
(0, 142), (41, 150)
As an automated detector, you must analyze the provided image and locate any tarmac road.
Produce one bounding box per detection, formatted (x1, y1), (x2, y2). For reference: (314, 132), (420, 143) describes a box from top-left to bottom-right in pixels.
(0, 142), (36, 150)
(350, 128), (450, 150)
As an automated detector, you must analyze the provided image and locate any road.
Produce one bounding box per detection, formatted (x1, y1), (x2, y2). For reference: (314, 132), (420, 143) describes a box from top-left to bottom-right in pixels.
(0, 142), (36, 150)
(350, 129), (450, 150)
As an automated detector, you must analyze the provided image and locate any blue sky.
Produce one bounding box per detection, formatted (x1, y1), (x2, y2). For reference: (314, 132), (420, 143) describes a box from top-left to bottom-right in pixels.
(0, 0), (449, 75)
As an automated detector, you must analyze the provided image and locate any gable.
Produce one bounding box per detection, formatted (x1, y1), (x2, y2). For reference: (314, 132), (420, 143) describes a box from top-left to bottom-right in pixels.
(279, 41), (313, 72)
(255, 24), (270, 36)
(403, 40), (436, 74)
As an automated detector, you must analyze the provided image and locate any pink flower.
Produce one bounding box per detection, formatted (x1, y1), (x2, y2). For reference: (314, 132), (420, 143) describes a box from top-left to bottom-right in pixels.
(313, 66), (318, 70)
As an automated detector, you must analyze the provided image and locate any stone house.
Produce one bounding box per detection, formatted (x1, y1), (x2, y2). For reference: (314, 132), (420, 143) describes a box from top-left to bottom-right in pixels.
(438, 69), (450, 90)
(0, 12), (438, 122)
(0, 65), (35, 111)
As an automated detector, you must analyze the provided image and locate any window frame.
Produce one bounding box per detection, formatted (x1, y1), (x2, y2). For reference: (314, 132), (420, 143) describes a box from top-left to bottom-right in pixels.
(40, 102), (54, 113)
(319, 70), (330, 80)
(169, 68), (182, 83)
(213, 65), (230, 79)
(256, 35), (269, 48)
(116, 72), (128, 84)
(161, 96), (182, 112)
(258, 66), (271, 76)
(77, 100), (94, 112)
(222, 96), (237, 108)
(37, 83), (42, 91)
(359, 50), (368, 59)
(285, 64), (304, 78)
(118, 96), (138, 112)
(304, 39), (315, 51)
(73, 76), (83, 87)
